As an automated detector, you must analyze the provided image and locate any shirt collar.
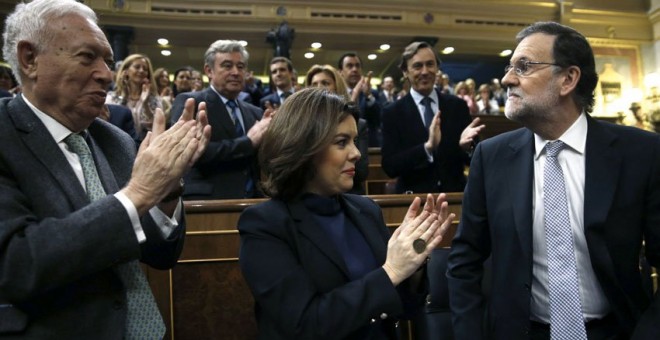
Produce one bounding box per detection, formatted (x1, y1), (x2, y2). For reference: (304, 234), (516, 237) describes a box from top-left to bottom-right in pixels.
(210, 85), (233, 105)
(534, 112), (587, 159)
(410, 88), (438, 105)
(277, 88), (293, 97)
(22, 94), (74, 144)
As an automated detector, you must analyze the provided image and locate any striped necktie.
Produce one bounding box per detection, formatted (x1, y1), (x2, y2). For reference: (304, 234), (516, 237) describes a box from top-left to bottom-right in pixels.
(226, 100), (244, 136)
(64, 133), (166, 339)
(543, 140), (587, 340)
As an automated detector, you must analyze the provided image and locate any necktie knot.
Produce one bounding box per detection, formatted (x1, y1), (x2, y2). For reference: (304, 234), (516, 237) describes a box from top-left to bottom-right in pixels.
(422, 96), (434, 128)
(281, 91), (291, 100)
(227, 99), (238, 110)
(545, 140), (565, 158)
(64, 133), (90, 156)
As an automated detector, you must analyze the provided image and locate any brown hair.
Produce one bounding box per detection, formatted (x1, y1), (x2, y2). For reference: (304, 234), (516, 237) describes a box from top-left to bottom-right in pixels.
(259, 87), (358, 200)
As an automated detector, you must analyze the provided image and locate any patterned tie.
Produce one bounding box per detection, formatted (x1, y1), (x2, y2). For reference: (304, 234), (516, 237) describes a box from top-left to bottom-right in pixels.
(422, 96), (434, 128)
(226, 100), (245, 136)
(543, 140), (587, 340)
(64, 133), (166, 339)
(224, 101), (254, 195)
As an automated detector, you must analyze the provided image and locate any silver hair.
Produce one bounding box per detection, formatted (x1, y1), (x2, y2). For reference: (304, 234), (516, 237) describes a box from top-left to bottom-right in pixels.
(203, 40), (249, 68)
(2, 0), (97, 86)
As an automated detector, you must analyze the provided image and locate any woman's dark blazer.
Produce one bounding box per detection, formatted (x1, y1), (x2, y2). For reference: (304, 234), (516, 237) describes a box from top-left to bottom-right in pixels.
(238, 193), (420, 339)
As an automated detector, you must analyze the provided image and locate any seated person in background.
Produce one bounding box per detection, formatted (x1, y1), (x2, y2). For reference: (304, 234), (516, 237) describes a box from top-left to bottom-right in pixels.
(102, 103), (140, 145)
(154, 67), (173, 114)
(0, 63), (19, 97)
(454, 81), (478, 115)
(238, 87), (455, 339)
(171, 67), (192, 97)
(305, 64), (369, 195)
(626, 102), (655, 132)
(190, 68), (205, 91)
(260, 56), (295, 109)
(106, 53), (163, 141)
(476, 83), (501, 115)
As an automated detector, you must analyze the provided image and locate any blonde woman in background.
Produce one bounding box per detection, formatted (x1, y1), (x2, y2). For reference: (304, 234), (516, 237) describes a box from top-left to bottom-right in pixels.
(106, 54), (163, 140)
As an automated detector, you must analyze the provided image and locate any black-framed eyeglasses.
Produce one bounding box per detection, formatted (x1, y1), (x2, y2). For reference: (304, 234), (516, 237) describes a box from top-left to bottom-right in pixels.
(504, 60), (561, 77)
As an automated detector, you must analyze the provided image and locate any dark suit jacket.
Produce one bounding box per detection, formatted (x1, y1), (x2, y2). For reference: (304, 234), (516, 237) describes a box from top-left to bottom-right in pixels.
(106, 103), (139, 144)
(377, 90), (396, 108)
(381, 89), (472, 194)
(258, 91), (282, 109)
(171, 88), (264, 199)
(355, 89), (382, 147)
(0, 96), (185, 339)
(238, 194), (425, 340)
(447, 116), (660, 339)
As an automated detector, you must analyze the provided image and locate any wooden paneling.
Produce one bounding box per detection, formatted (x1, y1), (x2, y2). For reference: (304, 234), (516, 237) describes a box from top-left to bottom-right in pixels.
(147, 193), (463, 340)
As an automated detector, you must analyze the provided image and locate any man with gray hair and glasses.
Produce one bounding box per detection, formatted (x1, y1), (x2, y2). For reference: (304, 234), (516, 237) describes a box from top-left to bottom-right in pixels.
(448, 21), (660, 339)
(0, 0), (211, 338)
(171, 40), (272, 199)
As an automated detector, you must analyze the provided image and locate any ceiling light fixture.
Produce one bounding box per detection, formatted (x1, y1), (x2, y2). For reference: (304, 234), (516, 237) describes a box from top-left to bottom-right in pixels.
(311, 42), (322, 49)
(367, 54), (377, 60)
(304, 52), (315, 59)
(441, 47), (455, 55)
(499, 49), (512, 57)
(157, 38), (169, 46)
(238, 40), (248, 47)
(161, 50), (172, 56)
(379, 44), (390, 51)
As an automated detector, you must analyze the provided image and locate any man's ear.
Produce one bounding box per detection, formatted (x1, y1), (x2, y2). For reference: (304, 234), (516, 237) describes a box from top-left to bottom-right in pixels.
(17, 41), (37, 81)
(560, 65), (580, 97)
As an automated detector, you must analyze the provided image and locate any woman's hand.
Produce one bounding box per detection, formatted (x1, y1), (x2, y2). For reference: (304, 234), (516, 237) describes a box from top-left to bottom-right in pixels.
(382, 194), (455, 286)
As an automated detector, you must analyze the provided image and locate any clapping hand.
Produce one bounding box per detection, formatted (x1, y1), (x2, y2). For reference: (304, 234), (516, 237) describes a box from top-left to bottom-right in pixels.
(382, 194), (455, 286)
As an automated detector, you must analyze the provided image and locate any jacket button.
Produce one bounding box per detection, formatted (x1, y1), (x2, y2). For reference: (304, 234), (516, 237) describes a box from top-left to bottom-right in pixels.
(380, 313), (388, 320)
(370, 318), (376, 324)
(426, 294), (432, 305)
(436, 180), (442, 187)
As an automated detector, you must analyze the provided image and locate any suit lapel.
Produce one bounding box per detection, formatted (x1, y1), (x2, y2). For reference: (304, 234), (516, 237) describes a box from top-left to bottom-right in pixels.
(288, 199), (351, 278)
(583, 116), (620, 230)
(583, 117), (620, 283)
(403, 94), (428, 141)
(237, 101), (257, 131)
(8, 97), (89, 210)
(506, 129), (535, 263)
(341, 195), (387, 263)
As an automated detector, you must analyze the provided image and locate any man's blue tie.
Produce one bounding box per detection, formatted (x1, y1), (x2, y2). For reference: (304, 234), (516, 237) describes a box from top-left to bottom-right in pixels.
(226, 100), (244, 136)
(543, 140), (587, 340)
(225, 100), (254, 195)
(422, 96), (434, 128)
(64, 133), (166, 339)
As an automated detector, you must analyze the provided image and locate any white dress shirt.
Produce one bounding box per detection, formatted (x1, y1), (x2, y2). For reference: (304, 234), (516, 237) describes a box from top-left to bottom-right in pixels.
(530, 112), (610, 323)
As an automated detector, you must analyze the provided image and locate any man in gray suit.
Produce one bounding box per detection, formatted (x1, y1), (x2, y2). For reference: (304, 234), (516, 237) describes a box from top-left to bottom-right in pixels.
(0, 0), (210, 338)
(171, 40), (272, 199)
